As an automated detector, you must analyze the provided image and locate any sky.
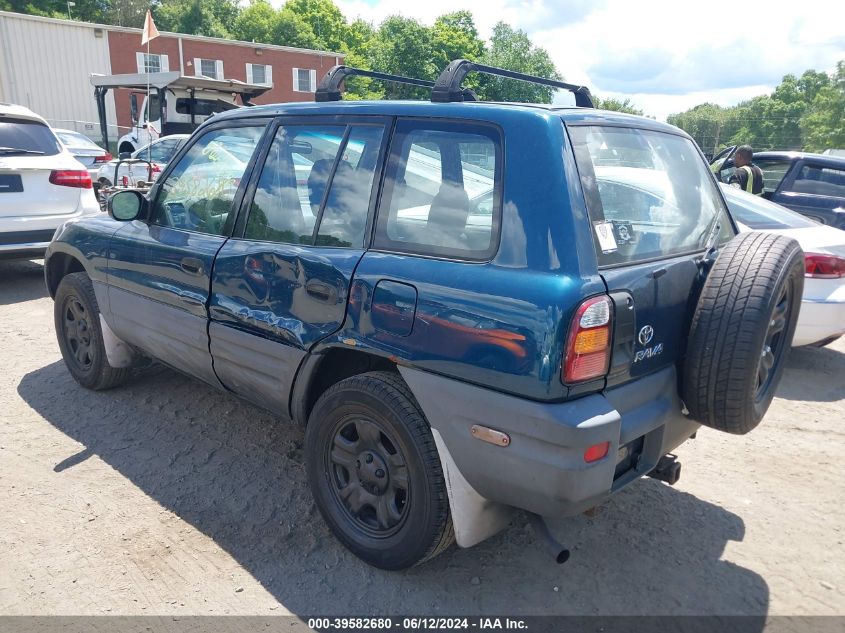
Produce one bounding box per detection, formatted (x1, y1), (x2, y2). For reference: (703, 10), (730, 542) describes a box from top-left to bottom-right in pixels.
(327, 0), (845, 120)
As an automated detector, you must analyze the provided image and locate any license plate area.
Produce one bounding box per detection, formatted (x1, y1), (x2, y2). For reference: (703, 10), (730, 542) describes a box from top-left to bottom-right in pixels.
(0, 174), (23, 193)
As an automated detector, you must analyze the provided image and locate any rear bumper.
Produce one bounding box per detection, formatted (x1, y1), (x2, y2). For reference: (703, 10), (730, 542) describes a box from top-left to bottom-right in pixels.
(401, 365), (699, 521)
(0, 228), (55, 258)
(793, 292), (845, 346)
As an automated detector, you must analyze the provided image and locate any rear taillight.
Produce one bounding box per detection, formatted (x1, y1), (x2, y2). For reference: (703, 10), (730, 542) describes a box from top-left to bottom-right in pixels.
(805, 253), (845, 279)
(93, 152), (113, 163)
(49, 170), (92, 189)
(563, 295), (613, 384)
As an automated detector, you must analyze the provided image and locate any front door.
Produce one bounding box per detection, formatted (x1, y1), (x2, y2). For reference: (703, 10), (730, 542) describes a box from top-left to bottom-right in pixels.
(107, 122), (267, 386)
(208, 118), (388, 415)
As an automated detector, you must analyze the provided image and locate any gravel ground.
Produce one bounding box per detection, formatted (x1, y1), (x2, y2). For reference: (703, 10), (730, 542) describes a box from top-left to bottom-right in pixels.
(1, 258), (843, 616)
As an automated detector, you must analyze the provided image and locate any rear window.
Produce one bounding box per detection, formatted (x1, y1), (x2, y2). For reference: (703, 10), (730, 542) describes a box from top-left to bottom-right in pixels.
(569, 125), (733, 266)
(55, 131), (100, 150)
(0, 118), (62, 156)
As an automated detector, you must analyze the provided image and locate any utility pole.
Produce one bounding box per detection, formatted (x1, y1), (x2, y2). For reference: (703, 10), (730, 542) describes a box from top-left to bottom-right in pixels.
(713, 120), (722, 156)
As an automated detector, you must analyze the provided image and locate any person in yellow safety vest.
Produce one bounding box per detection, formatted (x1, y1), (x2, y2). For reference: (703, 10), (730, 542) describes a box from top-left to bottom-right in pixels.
(729, 145), (764, 195)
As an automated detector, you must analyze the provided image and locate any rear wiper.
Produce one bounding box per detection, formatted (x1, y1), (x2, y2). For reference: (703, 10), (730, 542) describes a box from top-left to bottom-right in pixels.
(0, 147), (45, 155)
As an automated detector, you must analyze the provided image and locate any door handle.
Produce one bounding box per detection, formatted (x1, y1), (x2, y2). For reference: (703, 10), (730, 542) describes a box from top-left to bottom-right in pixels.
(180, 257), (204, 275)
(306, 280), (334, 302)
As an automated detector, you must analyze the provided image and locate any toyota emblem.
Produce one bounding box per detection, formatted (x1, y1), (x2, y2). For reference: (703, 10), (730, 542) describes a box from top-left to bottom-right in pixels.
(638, 325), (654, 346)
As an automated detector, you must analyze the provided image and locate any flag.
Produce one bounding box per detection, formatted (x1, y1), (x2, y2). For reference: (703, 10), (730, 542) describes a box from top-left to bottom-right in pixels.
(141, 10), (159, 45)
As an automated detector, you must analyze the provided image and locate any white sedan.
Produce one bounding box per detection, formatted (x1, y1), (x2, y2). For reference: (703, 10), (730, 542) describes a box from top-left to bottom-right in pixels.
(96, 134), (189, 189)
(0, 104), (100, 259)
(722, 184), (845, 346)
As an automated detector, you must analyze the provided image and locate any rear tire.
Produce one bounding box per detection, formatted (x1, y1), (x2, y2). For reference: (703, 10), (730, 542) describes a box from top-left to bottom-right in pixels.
(54, 272), (129, 391)
(305, 371), (454, 570)
(682, 232), (803, 434)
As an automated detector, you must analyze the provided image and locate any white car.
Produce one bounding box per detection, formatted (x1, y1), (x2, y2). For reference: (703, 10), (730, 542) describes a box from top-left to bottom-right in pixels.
(53, 128), (112, 183)
(722, 184), (845, 346)
(0, 104), (100, 259)
(96, 134), (189, 189)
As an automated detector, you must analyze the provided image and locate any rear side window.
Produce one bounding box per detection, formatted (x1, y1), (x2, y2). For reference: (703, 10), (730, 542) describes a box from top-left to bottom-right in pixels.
(374, 120), (502, 260)
(0, 118), (61, 156)
(789, 164), (845, 198)
(244, 123), (384, 248)
(754, 159), (792, 193)
(569, 125), (733, 267)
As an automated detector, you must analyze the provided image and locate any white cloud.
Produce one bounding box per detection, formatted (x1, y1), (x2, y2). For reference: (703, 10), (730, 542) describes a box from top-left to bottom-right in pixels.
(293, 0), (845, 120)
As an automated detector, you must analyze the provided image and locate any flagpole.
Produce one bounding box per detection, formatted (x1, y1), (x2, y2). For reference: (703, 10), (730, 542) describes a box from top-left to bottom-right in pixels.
(146, 13), (152, 171)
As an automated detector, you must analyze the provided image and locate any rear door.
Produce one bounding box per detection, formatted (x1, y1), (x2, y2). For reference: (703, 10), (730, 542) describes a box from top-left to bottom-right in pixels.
(567, 124), (734, 386)
(207, 117), (388, 414)
(107, 121), (267, 386)
(772, 160), (845, 229)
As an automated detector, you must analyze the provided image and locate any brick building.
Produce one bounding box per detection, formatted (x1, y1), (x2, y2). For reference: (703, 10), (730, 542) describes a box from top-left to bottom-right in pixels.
(0, 10), (343, 143)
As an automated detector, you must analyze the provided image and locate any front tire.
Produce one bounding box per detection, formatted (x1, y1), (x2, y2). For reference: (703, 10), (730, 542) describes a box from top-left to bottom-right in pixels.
(54, 272), (128, 391)
(305, 371), (454, 570)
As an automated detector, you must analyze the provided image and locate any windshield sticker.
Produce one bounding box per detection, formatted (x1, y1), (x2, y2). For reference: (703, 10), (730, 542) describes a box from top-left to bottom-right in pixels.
(594, 221), (618, 253)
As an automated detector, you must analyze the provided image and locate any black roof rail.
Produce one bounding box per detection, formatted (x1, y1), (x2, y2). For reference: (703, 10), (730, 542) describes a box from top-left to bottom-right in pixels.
(315, 65), (436, 102)
(431, 59), (594, 107)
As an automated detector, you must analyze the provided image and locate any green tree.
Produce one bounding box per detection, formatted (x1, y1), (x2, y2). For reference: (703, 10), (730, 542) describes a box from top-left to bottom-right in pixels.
(283, 0), (348, 52)
(370, 16), (437, 99)
(593, 96), (643, 115)
(231, 0), (277, 44)
(154, 0), (239, 39)
(476, 22), (560, 103)
(801, 61), (845, 152)
(431, 11), (484, 68)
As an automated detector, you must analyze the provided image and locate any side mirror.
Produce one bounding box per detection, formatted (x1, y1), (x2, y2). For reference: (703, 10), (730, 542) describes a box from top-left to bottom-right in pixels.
(130, 94), (139, 126)
(118, 151), (132, 160)
(108, 190), (146, 222)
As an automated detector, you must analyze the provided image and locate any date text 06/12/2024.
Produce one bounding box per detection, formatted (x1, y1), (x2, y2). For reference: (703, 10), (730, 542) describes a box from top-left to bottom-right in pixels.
(307, 618), (529, 630)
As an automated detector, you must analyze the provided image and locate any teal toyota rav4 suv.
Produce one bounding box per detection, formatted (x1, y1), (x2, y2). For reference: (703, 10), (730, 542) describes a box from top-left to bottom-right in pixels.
(44, 60), (804, 569)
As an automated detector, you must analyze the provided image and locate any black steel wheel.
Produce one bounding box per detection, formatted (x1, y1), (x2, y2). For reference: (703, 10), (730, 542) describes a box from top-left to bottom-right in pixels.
(54, 272), (129, 390)
(683, 232), (804, 434)
(306, 371), (453, 570)
(755, 283), (791, 401)
(327, 416), (410, 537)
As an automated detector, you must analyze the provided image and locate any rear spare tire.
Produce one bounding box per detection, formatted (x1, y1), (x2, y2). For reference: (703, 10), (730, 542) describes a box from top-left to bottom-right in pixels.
(682, 232), (803, 434)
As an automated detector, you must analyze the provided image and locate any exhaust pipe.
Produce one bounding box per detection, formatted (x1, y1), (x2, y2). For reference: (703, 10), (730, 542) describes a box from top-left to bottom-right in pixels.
(528, 513), (570, 564)
(647, 454), (682, 486)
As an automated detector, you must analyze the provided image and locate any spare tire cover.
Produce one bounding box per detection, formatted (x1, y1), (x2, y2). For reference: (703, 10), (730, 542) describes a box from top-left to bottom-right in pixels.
(682, 231), (804, 434)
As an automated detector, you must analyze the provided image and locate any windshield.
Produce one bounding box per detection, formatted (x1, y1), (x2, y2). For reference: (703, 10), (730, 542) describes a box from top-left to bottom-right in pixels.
(569, 125), (733, 266)
(721, 184), (817, 230)
(0, 118), (62, 156)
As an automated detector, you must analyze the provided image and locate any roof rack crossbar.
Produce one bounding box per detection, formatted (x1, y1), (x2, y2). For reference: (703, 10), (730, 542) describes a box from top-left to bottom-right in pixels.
(315, 65), (435, 102)
(431, 59), (594, 107)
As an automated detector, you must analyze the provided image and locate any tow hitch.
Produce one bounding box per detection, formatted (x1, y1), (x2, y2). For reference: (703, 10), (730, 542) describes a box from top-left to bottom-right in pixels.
(647, 454), (682, 485)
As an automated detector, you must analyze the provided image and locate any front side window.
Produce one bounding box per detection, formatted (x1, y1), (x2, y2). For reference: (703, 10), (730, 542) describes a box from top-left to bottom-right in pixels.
(789, 164), (845, 197)
(136, 138), (181, 163)
(569, 125), (733, 266)
(244, 123), (384, 248)
(151, 125), (264, 236)
(374, 120), (502, 260)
